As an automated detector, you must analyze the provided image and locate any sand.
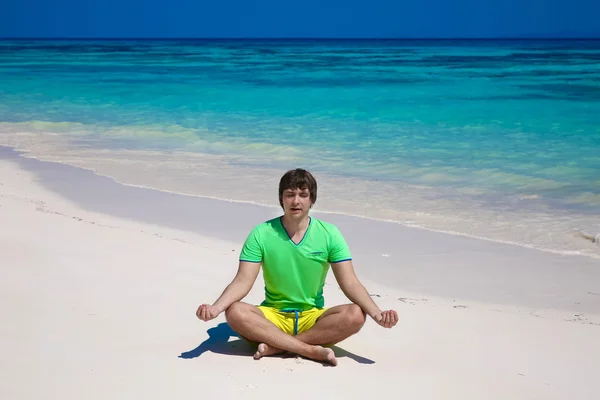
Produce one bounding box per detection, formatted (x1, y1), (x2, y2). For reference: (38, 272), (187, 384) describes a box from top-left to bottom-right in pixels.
(1, 147), (600, 399)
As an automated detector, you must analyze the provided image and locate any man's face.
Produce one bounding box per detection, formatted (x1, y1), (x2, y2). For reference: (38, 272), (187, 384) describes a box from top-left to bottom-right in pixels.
(282, 187), (313, 220)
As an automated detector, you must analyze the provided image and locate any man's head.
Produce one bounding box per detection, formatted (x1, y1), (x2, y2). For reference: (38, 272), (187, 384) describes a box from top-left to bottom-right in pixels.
(278, 169), (317, 218)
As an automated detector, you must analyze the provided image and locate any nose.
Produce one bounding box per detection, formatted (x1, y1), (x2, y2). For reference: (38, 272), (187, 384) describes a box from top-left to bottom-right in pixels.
(291, 193), (304, 205)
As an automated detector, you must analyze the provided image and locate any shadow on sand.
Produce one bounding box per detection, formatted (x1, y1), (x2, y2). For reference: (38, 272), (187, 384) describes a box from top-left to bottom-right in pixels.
(178, 322), (375, 364)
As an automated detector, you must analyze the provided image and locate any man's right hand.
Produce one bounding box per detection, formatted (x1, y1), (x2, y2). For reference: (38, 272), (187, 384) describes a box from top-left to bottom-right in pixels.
(196, 304), (221, 321)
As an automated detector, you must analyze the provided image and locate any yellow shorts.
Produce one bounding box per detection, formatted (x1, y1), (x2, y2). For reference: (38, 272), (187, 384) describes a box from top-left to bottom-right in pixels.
(258, 306), (328, 336)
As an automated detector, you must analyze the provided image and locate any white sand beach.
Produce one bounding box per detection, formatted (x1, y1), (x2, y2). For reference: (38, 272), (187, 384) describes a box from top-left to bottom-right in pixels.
(1, 147), (600, 400)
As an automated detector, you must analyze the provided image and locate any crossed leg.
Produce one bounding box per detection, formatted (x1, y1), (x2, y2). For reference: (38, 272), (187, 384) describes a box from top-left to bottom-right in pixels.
(225, 302), (366, 366)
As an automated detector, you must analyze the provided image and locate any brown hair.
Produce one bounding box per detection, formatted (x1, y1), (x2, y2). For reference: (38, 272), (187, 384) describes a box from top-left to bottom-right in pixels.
(278, 168), (317, 209)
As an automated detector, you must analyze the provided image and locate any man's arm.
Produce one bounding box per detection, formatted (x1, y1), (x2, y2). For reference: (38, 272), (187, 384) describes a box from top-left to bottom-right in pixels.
(212, 261), (261, 313)
(197, 261), (261, 321)
(331, 260), (398, 328)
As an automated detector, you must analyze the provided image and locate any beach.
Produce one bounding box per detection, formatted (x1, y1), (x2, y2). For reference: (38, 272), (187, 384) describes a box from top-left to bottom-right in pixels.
(2, 146), (600, 399)
(1, 38), (600, 399)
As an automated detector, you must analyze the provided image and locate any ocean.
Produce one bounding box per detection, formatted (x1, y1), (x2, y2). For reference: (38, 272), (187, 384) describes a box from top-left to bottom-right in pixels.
(1, 39), (599, 258)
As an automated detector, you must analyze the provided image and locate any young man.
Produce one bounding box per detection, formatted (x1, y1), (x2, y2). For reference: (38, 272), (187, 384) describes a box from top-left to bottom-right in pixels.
(197, 168), (398, 366)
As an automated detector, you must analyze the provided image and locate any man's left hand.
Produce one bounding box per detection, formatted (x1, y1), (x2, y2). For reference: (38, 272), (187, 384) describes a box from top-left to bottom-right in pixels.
(373, 310), (398, 328)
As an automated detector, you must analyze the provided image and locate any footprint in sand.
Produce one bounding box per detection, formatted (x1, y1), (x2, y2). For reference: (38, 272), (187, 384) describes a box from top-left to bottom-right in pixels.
(398, 297), (428, 305)
(565, 313), (600, 326)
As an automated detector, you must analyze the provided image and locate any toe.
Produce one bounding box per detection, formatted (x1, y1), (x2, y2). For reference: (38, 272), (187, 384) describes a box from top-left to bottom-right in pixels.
(254, 343), (267, 359)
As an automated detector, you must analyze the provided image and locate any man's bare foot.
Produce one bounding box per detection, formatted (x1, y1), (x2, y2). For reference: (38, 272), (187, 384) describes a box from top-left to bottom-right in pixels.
(312, 345), (338, 366)
(254, 344), (337, 366)
(254, 343), (285, 359)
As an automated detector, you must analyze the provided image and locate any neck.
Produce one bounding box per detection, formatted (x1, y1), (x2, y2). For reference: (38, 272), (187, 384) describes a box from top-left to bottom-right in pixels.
(281, 214), (310, 236)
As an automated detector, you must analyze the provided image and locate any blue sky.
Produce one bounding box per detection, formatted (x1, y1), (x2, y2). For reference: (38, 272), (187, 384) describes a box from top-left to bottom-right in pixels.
(2, 0), (599, 38)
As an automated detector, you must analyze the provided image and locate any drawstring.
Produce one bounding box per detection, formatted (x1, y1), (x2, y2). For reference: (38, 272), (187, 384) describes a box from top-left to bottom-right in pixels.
(294, 310), (299, 336)
(282, 308), (300, 335)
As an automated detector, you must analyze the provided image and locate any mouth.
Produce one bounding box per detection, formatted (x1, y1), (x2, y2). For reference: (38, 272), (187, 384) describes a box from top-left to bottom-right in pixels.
(290, 207), (302, 212)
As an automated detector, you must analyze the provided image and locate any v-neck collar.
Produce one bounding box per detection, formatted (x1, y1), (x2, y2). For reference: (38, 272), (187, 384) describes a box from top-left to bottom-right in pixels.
(279, 216), (311, 246)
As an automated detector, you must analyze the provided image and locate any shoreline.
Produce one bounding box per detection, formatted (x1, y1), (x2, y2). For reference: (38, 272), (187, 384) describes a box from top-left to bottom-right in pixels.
(2, 144), (599, 313)
(1, 136), (599, 261)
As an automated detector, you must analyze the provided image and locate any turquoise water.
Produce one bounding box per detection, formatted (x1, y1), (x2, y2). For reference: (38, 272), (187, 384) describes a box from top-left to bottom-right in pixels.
(1, 39), (600, 257)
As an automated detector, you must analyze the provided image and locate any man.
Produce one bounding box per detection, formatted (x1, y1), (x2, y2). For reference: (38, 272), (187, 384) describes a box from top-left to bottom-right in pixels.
(197, 168), (398, 366)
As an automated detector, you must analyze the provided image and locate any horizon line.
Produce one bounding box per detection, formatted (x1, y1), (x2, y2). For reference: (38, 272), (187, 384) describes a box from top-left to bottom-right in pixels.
(1, 36), (599, 41)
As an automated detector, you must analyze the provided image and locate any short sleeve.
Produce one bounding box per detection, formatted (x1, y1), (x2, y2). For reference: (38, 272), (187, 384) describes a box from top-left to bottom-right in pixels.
(328, 225), (352, 263)
(239, 227), (263, 262)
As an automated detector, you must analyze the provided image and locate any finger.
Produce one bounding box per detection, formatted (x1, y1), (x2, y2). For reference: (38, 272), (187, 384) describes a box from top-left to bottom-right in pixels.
(386, 311), (394, 328)
(200, 305), (208, 321)
(384, 312), (391, 327)
(390, 311), (397, 326)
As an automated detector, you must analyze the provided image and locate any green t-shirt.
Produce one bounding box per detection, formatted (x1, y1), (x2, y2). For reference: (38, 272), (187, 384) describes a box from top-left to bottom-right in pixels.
(239, 216), (352, 311)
